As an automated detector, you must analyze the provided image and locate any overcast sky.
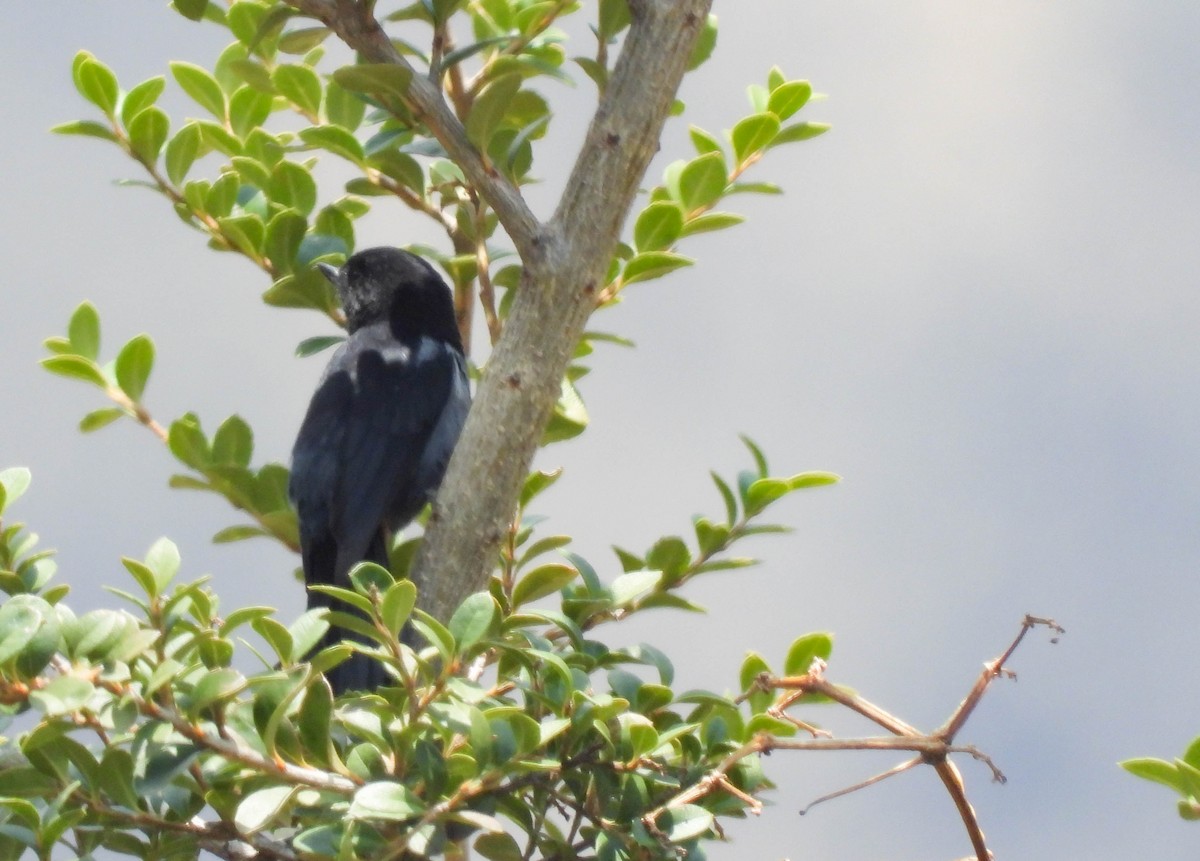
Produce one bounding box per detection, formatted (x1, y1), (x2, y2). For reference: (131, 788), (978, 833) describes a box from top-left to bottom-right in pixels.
(4, 2), (1200, 859)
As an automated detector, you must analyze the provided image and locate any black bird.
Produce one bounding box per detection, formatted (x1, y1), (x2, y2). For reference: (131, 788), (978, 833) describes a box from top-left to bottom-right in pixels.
(289, 247), (470, 693)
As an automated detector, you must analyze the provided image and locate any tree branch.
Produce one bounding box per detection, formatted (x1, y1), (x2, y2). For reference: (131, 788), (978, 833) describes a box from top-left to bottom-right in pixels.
(416, 0), (713, 623)
(282, 0), (541, 258)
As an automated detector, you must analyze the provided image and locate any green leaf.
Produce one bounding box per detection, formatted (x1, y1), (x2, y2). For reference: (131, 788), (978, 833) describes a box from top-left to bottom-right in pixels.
(0, 468), (32, 515)
(273, 64), (323, 116)
(658, 804), (714, 842)
(677, 151), (727, 212)
(73, 52), (119, 115)
(475, 833), (523, 861)
(727, 181), (782, 196)
(610, 570), (661, 606)
(448, 592), (497, 653)
(1121, 758), (1186, 793)
(541, 376), (589, 444)
(295, 335), (344, 358)
(165, 122), (202, 186)
(190, 667), (245, 713)
(227, 57), (274, 94)
(739, 651), (773, 713)
(466, 73), (521, 152)
(29, 675), (95, 716)
(770, 121), (831, 147)
(783, 632), (834, 676)
(680, 211), (745, 237)
(67, 302), (101, 360)
(229, 86), (274, 138)
(3, 596), (61, 677)
(172, 0), (209, 21)
(212, 525), (267, 543)
(646, 537), (691, 578)
(278, 26), (333, 55)
(168, 414), (210, 469)
(144, 538), (180, 591)
(685, 13), (718, 71)
(196, 120), (243, 157)
(0, 602), (40, 664)
(598, 0), (631, 38)
(233, 160), (270, 198)
(127, 107), (170, 164)
(41, 355), (108, 388)
(324, 79), (366, 130)
(218, 213), (266, 257)
(205, 173), (238, 218)
(622, 251), (693, 285)
(333, 64), (413, 102)
(789, 470), (841, 490)
(689, 125), (723, 156)
(1182, 736), (1200, 771)
(441, 35), (511, 71)
(212, 415), (253, 466)
(50, 120), (118, 143)
(742, 436), (768, 476)
(269, 161), (317, 214)
(520, 467), (563, 507)
(80, 408), (125, 433)
(747, 83), (769, 113)
(633, 201), (684, 252)
(299, 125), (365, 165)
(170, 61), (227, 119)
(114, 335), (154, 401)
(298, 676), (333, 761)
(264, 210), (308, 274)
(380, 579), (417, 636)
(348, 782), (425, 821)
(513, 564), (578, 607)
(731, 112), (780, 163)
(121, 76), (167, 127)
(518, 534), (572, 569)
(767, 80), (812, 121)
(235, 785), (295, 833)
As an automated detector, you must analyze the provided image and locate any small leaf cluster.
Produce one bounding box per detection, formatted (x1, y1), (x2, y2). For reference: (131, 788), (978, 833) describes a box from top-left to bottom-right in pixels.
(565, 437), (838, 628)
(42, 302), (156, 434)
(602, 67), (829, 302)
(42, 303), (299, 552)
(0, 469), (62, 605)
(56, 41), (368, 321)
(497, 438), (839, 635)
(0, 463), (838, 861)
(1123, 739), (1200, 821)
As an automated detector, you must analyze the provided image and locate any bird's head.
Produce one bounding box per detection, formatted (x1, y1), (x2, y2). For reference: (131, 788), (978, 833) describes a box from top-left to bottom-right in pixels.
(318, 247), (461, 348)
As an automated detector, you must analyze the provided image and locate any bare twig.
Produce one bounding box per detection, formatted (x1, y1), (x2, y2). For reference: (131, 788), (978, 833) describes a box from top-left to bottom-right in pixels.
(656, 616), (1060, 860)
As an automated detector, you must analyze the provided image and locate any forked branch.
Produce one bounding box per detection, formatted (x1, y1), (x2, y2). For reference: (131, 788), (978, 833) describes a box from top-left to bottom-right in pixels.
(650, 615), (1064, 860)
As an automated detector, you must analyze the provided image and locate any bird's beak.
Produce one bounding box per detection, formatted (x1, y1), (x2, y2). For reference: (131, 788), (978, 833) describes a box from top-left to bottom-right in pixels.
(316, 262), (344, 288)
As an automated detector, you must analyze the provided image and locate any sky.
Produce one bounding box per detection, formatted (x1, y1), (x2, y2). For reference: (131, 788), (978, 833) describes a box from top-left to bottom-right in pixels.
(3, 2), (1200, 859)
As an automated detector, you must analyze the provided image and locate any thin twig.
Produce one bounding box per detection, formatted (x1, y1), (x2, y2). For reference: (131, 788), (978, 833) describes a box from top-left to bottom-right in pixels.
(472, 195), (502, 345)
(799, 757), (921, 815)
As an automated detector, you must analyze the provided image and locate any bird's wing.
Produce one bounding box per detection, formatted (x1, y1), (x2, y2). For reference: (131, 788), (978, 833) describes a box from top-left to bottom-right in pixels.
(328, 327), (461, 579)
(289, 344), (355, 586)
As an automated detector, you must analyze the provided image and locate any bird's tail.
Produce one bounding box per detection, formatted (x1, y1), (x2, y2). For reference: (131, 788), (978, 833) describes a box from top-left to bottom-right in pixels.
(305, 530), (397, 695)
